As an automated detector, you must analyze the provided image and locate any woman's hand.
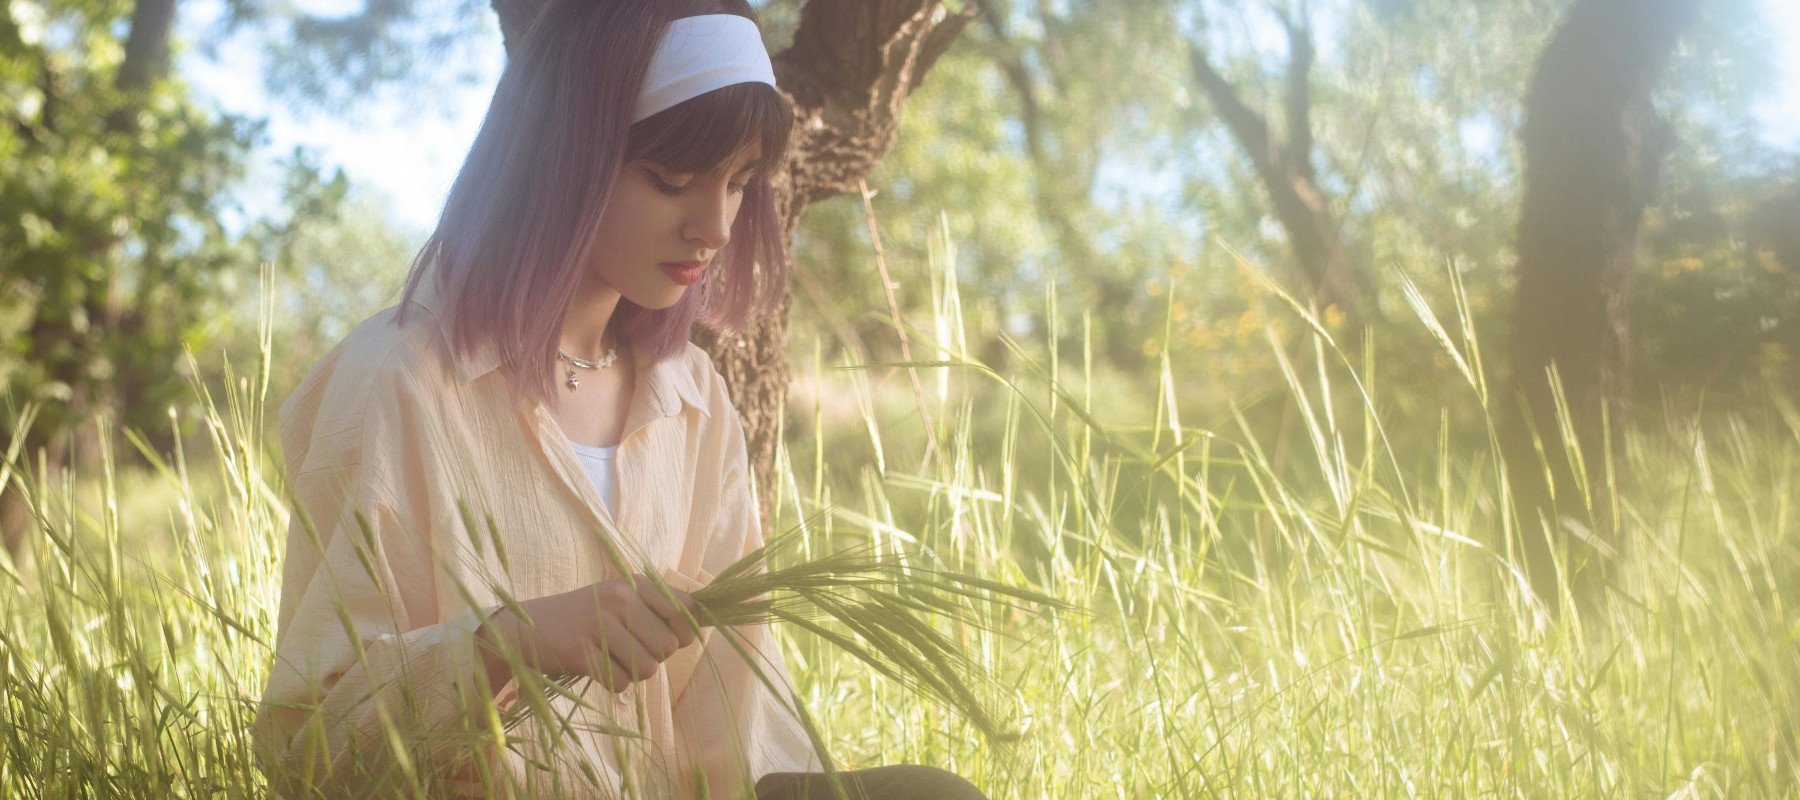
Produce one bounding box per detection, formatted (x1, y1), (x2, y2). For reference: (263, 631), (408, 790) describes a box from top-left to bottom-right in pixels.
(477, 574), (702, 693)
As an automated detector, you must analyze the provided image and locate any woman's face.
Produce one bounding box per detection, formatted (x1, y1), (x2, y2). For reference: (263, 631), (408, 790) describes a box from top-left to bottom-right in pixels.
(585, 143), (762, 310)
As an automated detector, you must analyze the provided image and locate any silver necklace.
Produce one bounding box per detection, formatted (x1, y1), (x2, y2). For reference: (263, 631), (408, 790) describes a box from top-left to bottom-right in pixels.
(557, 346), (617, 390)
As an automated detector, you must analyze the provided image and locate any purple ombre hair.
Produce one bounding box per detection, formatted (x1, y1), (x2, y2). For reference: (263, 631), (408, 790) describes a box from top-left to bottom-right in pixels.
(395, 0), (792, 406)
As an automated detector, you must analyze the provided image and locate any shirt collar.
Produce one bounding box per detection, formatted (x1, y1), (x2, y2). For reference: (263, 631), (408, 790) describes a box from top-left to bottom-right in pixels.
(409, 275), (710, 419)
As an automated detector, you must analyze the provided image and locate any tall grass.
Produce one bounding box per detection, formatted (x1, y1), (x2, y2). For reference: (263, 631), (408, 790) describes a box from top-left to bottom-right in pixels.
(3, 232), (1798, 797)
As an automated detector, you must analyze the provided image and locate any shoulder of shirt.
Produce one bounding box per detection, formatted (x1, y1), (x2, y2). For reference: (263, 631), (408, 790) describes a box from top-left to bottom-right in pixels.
(672, 340), (754, 488)
(674, 340), (741, 422)
(278, 301), (450, 478)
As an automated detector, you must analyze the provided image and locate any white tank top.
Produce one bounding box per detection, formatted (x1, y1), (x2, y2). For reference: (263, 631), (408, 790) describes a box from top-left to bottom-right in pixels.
(567, 440), (620, 517)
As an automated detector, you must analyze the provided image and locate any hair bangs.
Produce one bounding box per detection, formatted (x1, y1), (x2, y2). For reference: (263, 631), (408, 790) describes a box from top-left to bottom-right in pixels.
(627, 81), (792, 178)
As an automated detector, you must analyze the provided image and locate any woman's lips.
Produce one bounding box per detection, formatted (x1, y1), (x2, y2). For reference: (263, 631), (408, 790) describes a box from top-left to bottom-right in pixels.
(662, 262), (706, 286)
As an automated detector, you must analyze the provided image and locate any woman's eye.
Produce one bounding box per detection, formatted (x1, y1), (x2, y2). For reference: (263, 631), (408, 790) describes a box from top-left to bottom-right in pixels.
(644, 165), (748, 196)
(645, 168), (688, 194)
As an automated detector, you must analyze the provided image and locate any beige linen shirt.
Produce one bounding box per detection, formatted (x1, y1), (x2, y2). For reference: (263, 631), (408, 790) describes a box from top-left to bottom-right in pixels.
(254, 278), (819, 799)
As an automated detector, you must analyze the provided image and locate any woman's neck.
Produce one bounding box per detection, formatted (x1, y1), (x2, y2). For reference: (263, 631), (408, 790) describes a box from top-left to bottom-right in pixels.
(560, 278), (625, 361)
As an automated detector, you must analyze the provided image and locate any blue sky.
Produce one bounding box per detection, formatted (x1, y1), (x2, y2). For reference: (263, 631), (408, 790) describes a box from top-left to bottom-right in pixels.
(179, 0), (1800, 238)
(178, 0), (506, 238)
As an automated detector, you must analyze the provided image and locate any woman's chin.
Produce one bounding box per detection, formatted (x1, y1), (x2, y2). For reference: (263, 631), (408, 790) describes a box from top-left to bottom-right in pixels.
(630, 287), (687, 311)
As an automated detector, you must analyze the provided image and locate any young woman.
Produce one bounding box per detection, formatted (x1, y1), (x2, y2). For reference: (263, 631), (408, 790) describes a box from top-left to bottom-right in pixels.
(253, 1), (986, 798)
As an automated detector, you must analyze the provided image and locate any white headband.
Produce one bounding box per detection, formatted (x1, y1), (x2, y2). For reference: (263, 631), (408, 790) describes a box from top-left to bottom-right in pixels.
(632, 15), (777, 123)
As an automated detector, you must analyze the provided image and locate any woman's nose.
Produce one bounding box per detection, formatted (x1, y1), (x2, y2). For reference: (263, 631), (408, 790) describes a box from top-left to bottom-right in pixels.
(683, 187), (733, 252)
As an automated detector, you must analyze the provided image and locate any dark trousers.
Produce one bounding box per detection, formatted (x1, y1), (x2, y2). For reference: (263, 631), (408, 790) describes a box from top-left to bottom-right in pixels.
(754, 765), (988, 800)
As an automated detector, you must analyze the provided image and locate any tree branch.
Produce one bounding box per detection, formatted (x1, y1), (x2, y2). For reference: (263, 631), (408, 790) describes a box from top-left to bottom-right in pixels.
(1188, 44), (1280, 187)
(1280, 8), (1316, 184)
(909, 5), (976, 90)
(1188, 36), (1366, 317)
(972, 0), (1045, 162)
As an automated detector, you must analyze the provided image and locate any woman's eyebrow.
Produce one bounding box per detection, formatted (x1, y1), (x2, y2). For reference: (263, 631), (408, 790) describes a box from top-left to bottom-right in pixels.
(713, 164), (758, 180)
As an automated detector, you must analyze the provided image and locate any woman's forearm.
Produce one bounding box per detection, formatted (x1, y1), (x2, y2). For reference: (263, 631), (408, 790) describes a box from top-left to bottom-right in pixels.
(475, 609), (518, 693)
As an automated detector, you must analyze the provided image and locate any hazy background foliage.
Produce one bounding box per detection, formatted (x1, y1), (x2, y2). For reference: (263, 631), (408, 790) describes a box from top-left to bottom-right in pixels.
(3, 0), (1799, 795)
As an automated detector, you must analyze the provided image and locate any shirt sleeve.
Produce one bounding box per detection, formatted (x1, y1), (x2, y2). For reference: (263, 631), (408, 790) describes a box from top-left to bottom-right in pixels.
(667, 383), (822, 799)
(253, 363), (500, 799)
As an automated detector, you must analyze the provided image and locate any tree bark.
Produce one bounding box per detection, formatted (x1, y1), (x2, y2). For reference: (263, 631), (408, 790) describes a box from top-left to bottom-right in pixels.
(1502, 0), (1700, 604)
(488, 0), (972, 526)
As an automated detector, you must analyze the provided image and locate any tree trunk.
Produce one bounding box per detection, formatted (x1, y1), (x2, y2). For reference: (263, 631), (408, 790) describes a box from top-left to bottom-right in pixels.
(490, 0), (971, 527)
(116, 0), (176, 92)
(1502, 0), (1700, 605)
(104, 0), (177, 132)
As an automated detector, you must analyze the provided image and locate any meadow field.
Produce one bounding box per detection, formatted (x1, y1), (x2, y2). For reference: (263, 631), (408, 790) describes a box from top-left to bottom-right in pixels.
(3, 249), (1797, 799)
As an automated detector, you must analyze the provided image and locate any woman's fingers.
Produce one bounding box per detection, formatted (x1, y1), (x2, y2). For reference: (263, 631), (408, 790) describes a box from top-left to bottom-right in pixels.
(569, 639), (635, 693)
(590, 618), (661, 684)
(578, 633), (641, 694)
(601, 656), (636, 694)
(632, 579), (700, 647)
(555, 574), (704, 693)
(621, 595), (683, 661)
